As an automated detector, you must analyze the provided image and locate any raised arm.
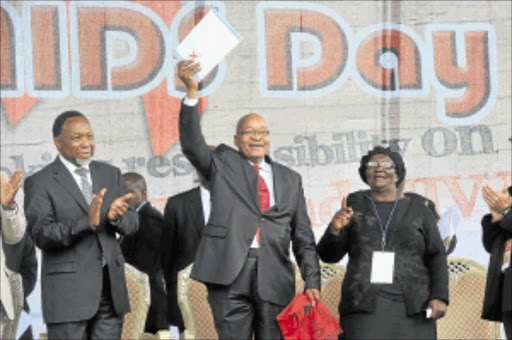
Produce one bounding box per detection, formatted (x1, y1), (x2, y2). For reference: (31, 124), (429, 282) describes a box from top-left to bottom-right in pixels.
(177, 60), (215, 179)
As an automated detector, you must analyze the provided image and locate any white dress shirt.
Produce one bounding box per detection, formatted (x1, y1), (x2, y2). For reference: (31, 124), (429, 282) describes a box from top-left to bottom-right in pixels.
(59, 155), (92, 192)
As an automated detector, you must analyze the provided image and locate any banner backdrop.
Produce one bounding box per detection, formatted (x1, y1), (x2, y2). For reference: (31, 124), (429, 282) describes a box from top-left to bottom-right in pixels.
(1, 1), (511, 337)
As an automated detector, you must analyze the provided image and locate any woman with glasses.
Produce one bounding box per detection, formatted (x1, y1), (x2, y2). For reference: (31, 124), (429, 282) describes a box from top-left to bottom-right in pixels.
(317, 146), (449, 339)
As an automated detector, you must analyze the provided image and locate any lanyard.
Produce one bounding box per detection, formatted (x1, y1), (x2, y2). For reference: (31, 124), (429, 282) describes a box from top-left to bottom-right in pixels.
(369, 195), (399, 251)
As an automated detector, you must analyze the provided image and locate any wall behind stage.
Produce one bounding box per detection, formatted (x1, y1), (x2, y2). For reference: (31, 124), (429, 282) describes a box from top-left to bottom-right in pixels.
(1, 0), (511, 335)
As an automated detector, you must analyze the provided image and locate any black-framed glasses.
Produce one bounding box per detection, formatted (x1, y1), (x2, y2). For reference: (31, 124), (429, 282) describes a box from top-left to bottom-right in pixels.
(366, 160), (395, 169)
(238, 129), (270, 137)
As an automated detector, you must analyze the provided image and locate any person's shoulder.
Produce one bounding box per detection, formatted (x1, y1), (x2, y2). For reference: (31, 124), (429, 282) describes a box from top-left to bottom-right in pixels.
(167, 187), (200, 203)
(24, 159), (57, 185)
(140, 203), (164, 221)
(347, 190), (370, 205)
(91, 160), (120, 173)
(271, 160), (300, 178)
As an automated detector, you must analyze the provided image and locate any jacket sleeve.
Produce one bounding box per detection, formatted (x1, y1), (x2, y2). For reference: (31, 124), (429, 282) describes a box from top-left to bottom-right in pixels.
(291, 177), (321, 291)
(317, 222), (351, 263)
(1, 205), (27, 245)
(423, 210), (449, 305)
(178, 101), (215, 180)
(24, 175), (93, 251)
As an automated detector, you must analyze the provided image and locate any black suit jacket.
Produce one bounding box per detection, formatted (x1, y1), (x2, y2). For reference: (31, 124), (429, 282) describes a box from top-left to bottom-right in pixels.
(179, 103), (321, 307)
(24, 157), (138, 323)
(3, 232), (37, 312)
(120, 202), (167, 332)
(317, 190), (449, 317)
(161, 187), (204, 329)
(481, 186), (512, 321)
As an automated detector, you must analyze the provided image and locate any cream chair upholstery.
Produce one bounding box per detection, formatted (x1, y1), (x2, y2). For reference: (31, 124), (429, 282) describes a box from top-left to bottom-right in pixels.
(122, 263), (171, 340)
(177, 265), (218, 340)
(1, 271), (23, 340)
(437, 256), (501, 340)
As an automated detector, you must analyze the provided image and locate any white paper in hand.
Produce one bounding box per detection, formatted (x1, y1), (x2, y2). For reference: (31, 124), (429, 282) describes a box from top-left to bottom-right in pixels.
(174, 9), (242, 81)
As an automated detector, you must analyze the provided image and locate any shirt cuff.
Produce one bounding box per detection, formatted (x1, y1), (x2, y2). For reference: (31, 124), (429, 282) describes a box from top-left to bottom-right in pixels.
(1, 202), (18, 217)
(183, 97), (198, 106)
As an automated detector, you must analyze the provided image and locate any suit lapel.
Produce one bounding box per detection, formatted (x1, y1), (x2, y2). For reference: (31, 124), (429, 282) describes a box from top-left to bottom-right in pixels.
(270, 163), (285, 211)
(52, 158), (89, 213)
(242, 158), (260, 211)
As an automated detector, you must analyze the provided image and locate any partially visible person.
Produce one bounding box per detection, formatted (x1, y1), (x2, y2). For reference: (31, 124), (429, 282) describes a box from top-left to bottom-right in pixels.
(24, 111), (138, 340)
(161, 171), (210, 334)
(481, 184), (512, 339)
(317, 146), (449, 339)
(3, 230), (37, 340)
(120, 172), (167, 334)
(1, 170), (26, 338)
(1, 169), (26, 338)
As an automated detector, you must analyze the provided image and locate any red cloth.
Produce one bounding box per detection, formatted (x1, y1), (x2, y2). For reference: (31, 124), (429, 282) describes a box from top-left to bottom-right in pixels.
(253, 164), (270, 244)
(277, 293), (342, 340)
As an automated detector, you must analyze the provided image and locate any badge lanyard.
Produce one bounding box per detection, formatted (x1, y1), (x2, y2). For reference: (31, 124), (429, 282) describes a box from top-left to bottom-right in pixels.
(369, 195), (399, 251)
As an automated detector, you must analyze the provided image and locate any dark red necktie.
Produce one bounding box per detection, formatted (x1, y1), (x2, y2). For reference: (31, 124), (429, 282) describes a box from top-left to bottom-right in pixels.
(254, 164), (270, 245)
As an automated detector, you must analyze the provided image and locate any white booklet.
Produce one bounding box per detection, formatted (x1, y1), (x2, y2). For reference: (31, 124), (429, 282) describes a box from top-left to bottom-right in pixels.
(174, 9), (243, 81)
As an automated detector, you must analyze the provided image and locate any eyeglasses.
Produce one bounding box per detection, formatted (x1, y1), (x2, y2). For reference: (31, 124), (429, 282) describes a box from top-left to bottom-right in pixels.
(238, 129), (270, 137)
(366, 160), (395, 169)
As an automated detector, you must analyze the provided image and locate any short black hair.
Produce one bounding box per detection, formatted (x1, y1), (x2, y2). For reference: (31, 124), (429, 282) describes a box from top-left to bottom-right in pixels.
(123, 172), (147, 191)
(358, 145), (406, 187)
(52, 111), (88, 137)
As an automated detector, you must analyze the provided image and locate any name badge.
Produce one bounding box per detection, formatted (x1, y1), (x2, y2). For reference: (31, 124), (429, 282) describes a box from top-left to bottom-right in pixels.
(371, 251), (395, 284)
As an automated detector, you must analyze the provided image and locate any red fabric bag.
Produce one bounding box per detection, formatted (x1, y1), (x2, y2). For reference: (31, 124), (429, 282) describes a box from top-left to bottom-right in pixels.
(277, 293), (342, 340)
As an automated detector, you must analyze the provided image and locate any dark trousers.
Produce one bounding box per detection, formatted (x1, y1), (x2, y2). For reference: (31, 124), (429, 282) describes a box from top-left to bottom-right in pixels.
(206, 249), (284, 340)
(504, 311), (512, 340)
(341, 294), (436, 340)
(47, 267), (123, 340)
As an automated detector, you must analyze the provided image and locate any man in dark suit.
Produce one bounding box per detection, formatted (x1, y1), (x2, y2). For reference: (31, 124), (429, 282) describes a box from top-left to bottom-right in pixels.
(24, 111), (138, 340)
(120, 172), (167, 334)
(161, 175), (209, 333)
(176, 61), (321, 339)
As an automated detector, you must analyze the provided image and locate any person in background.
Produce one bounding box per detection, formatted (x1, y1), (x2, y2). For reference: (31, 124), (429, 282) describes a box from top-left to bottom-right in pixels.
(161, 170), (211, 335)
(1, 169), (26, 338)
(121, 172), (167, 334)
(24, 111), (138, 340)
(317, 146), (449, 339)
(481, 184), (512, 339)
(176, 60), (321, 339)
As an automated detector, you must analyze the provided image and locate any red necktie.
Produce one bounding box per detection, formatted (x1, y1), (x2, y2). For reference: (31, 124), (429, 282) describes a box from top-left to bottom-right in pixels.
(254, 164), (270, 245)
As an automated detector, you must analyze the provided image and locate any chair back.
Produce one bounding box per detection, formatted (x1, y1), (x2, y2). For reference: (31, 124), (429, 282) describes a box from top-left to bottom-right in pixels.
(437, 256), (501, 340)
(121, 263), (151, 340)
(177, 265), (218, 340)
(1, 271), (23, 340)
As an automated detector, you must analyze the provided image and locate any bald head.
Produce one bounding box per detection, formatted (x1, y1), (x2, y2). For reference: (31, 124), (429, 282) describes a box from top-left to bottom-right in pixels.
(236, 113), (265, 135)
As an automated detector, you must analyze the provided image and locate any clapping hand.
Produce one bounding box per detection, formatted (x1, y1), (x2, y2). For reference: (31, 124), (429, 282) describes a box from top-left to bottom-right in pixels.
(482, 185), (512, 222)
(89, 188), (106, 229)
(330, 196), (353, 234)
(107, 193), (133, 221)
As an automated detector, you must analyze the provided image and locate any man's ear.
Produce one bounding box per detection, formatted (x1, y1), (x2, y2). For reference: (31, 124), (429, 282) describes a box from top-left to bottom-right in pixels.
(54, 137), (62, 151)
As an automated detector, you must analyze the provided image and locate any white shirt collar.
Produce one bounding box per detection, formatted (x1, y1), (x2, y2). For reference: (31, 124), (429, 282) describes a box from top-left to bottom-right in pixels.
(136, 201), (148, 213)
(250, 159), (271, 173)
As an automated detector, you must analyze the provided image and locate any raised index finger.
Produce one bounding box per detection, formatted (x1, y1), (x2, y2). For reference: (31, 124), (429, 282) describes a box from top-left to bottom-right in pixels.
(341, 196), (347, 210)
